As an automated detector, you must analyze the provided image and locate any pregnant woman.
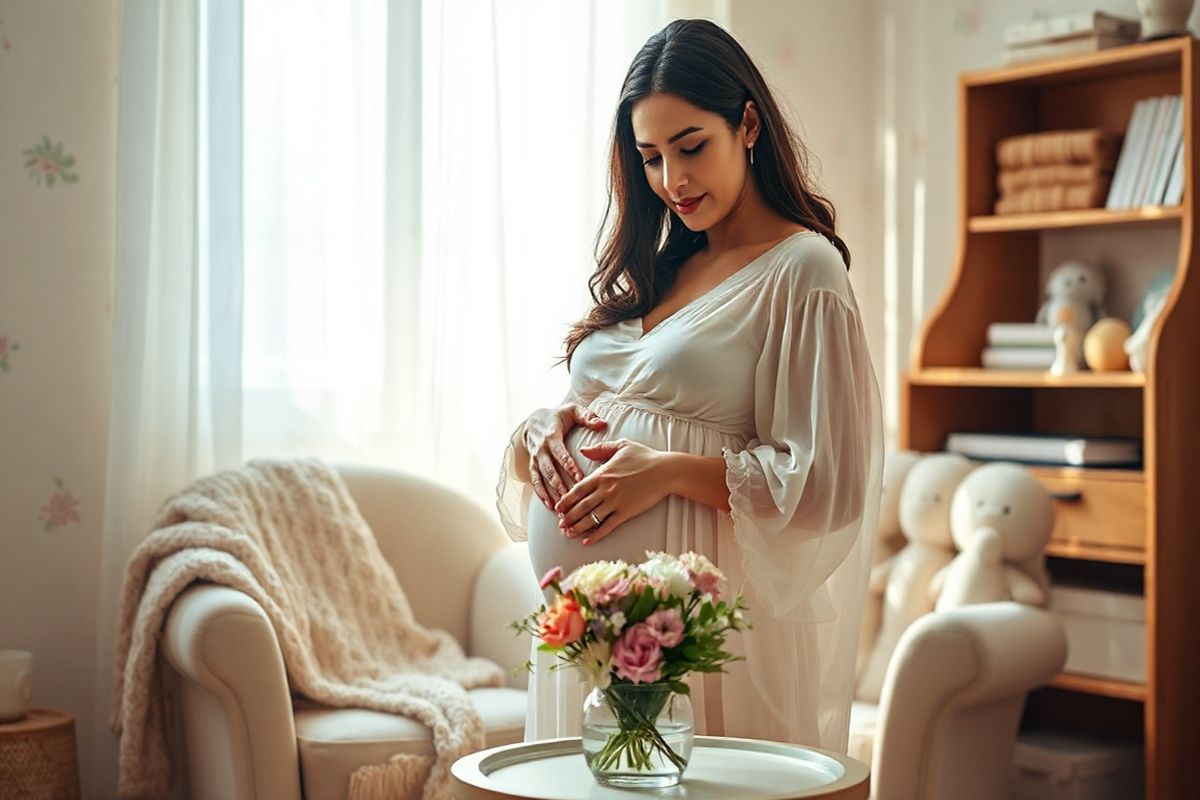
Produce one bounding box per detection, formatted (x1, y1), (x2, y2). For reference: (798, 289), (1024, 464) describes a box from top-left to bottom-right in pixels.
(496, 19), (883, 752)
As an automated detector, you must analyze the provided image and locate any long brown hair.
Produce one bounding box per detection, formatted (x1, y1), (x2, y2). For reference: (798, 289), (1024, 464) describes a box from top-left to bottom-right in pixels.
(562, 18), (850, 366)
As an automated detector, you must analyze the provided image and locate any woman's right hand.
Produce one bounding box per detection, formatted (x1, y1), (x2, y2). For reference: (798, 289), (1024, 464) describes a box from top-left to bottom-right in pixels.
(523, 403), (607, 510)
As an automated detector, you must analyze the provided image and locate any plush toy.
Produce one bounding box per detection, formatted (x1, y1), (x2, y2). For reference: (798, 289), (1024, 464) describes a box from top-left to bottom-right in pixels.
(1125, 285), (1170, 373)
(855, 450), (920, 682)
(931, 462), (1054, 611)
(1036, 260), (1107, 334)
(857, 453), (973, 702)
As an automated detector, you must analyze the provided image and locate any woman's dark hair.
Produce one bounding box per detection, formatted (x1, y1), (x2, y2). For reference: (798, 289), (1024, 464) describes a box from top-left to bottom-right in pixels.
(562, 18), (850, 366)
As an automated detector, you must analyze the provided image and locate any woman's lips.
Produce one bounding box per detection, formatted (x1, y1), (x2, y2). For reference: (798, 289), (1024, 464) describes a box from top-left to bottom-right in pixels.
(676, 194), (705, 214)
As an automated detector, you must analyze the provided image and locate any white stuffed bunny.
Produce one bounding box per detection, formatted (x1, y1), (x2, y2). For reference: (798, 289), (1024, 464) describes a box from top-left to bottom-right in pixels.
(931, 462), (1054, 611)
(1036, 260), (1107, 333)
(856, 450), (920, 681)
(857, 453), (973, 702)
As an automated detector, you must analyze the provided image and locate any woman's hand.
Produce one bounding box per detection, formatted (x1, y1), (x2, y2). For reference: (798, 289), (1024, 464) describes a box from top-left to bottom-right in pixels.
(554, 439), (673, 545)
(523, 403), (607, 509)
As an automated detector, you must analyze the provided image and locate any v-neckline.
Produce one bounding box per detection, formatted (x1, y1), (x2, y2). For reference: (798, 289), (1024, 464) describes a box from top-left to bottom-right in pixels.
(634, 230), (815, 340)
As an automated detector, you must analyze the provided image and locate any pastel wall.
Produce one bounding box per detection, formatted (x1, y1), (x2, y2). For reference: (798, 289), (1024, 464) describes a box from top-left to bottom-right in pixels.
(0, 0), (120, 796)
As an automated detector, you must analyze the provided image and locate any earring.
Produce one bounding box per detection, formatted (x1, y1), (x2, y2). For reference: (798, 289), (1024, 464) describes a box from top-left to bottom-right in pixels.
(749, 144), (755, 166)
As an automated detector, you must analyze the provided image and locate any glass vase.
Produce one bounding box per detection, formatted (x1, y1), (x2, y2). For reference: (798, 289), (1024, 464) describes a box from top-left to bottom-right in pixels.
(581, 682), (694, 788)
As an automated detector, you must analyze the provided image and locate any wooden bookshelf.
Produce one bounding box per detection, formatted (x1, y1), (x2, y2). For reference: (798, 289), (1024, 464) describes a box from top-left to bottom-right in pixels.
(901, 37), (1200, 799)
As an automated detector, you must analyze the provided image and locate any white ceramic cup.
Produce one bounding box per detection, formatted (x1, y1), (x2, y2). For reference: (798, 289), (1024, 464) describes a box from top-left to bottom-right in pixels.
(0, 650), (33, 723)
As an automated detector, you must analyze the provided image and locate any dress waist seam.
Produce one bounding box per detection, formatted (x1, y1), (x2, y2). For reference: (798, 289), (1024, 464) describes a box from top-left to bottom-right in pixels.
(590, 391), (746, 438)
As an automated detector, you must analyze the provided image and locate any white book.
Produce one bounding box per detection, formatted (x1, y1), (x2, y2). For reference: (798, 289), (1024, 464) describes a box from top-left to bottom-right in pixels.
(945, 432), (1143, 467)
(1163, 135), (1185, 206)
(1131, 96), (1171, 207)
(1120, 97), (1164, 207)
(1107, 99), (1151, 210)
(981, 346), (1056, 369)
(987, 323), (1056, 347)
(1004, 11), (1140, 46)
(1149, 98), (1183, 205)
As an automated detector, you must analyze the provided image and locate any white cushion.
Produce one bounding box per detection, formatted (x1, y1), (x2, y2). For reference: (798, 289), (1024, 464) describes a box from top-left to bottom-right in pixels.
(294, 687), (526, 800)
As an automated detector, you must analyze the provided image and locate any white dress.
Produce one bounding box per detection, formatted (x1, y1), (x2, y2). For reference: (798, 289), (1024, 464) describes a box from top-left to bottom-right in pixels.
(496, 230), (884, 752)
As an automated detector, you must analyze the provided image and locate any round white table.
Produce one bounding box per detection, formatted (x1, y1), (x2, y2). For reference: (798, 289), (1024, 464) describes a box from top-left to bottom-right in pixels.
(450, 736), (870, 800)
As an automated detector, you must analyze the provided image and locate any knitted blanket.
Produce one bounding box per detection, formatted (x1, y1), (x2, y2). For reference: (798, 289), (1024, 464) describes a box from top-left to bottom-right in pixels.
(110, 457), (505, 799)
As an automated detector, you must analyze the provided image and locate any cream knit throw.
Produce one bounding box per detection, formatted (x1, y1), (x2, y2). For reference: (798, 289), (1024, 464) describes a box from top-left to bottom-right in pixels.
(110, 457), (505, 799)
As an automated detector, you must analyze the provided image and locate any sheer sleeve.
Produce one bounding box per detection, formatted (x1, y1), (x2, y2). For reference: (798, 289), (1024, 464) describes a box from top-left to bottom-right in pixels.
(495, 386), (584, 543)
(722, 281), (884, 621)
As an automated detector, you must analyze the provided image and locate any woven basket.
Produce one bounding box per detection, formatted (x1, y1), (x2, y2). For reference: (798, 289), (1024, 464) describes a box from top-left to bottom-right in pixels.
(0, 708), (81, 800)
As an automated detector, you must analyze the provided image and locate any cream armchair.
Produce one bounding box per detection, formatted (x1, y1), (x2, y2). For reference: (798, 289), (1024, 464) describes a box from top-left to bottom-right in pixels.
(159, 463), (542, 800)
(850, 602), (1067, 800)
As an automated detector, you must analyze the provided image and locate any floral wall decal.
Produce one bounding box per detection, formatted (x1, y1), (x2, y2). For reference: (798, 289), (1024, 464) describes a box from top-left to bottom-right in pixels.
(0, 17), (10, 52)
(953, 1), (982, 36)
(40, 477), (81, 531)
(23, 136), (79, 187)
(0, 335), (18, 372)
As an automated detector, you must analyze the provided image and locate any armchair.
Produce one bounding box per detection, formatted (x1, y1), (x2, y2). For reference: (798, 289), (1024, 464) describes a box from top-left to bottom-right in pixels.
(158, 463), (542, 800)
(849, 602), (1067, 800)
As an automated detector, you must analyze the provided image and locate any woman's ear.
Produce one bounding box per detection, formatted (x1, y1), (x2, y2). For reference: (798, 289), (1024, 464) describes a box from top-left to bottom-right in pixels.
(742, 100), (761, 144)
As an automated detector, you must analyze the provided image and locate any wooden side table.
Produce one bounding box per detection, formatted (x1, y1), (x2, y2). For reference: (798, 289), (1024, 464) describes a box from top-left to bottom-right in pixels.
(0, 708), (81, 800)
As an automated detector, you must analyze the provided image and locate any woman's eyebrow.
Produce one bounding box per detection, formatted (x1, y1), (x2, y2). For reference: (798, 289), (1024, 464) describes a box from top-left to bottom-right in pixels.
(635, 126), (703, 149)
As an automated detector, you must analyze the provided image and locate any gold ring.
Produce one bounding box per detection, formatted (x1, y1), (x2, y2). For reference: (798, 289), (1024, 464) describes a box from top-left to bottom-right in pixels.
(590, 511), (602, 527)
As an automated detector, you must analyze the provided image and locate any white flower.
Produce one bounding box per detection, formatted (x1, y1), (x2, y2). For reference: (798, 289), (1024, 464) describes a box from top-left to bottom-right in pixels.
(639, 551), (692, 598)
(564, 560), (628, 598)
(609, 611), (627, 635)
(574, 638), (613, 690)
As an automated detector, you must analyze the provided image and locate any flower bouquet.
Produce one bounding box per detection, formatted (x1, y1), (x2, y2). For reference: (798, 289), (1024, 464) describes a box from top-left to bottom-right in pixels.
(512, 551), (749, 788)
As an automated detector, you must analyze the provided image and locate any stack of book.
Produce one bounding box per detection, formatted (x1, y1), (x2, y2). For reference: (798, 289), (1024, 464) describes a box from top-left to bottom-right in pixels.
(946, 432), (1143, 468)
(1003, 11), (1140, 65)
(980, 322), (1055, 369)
(1106, 94), (1185, 209)
(994, 129), (1118, 215)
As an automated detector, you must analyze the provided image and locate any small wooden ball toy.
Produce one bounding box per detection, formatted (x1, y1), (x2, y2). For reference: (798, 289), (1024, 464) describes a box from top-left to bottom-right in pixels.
(1083, 317), (1132, 371)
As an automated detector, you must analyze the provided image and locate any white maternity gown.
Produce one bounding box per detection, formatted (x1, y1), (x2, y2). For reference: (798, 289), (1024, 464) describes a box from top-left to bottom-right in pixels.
(496, 230), (884, 752)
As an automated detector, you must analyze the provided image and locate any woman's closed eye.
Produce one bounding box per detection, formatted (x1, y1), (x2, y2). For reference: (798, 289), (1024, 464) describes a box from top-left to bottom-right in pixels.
(642, 142), (705, 167)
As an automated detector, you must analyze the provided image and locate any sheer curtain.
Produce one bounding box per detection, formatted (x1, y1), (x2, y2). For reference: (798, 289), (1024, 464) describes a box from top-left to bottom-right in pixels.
(94, 0), (243, 793)
(242, 0), (730, 505)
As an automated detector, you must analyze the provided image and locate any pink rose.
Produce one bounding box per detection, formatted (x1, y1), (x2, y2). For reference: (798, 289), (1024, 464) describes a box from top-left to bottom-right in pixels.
(644, 608), (684, 648)
(591, 575), (632, 606)
(540, 566), (563, 589)
(612, 623), (662, 683)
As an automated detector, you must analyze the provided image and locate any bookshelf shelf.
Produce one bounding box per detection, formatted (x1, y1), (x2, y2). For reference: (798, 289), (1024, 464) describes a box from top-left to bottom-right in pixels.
(902, 36), (1200, 797)
(908, 367), (1145, 389)
(968, 205), (1182, 232)
(1050, 672), (1146, 702)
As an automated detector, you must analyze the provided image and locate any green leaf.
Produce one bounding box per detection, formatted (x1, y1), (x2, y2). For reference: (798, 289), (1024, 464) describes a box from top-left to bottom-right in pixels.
(668, 680), (690, 695)
(61, 156), (75, 168)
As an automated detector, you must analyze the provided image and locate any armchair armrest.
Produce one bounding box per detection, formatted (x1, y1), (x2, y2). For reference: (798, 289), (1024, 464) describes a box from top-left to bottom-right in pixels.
(161, 583), (302, 800)
(873, 602), (1067, 800)
(468, 542), (542, 689)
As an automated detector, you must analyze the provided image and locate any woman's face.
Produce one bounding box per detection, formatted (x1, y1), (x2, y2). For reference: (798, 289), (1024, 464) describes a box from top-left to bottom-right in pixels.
(630, 92), (757, 231)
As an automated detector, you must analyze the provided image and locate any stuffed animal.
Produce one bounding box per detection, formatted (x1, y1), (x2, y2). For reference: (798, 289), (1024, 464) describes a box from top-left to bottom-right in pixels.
(1125, 285), (1170, 373)
(855, 450), (920, 682)
(857, 453), (973, 702)
(1036, 260), (1107, 334)
(931, 462), (1054, 611)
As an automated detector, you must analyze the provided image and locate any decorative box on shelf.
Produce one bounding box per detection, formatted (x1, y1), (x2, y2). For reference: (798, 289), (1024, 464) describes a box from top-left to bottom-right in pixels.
(1049, 583), (1146, 684)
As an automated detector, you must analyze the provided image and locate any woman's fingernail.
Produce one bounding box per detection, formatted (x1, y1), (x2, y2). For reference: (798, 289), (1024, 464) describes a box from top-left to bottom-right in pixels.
(581, 538), (591, 546)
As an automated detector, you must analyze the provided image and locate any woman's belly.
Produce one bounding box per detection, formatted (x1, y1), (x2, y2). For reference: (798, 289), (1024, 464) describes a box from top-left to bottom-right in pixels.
(526, 395), (745, 584)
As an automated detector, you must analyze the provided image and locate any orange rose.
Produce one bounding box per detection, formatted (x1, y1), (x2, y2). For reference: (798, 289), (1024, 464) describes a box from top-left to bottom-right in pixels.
(538, 594), (586, 648)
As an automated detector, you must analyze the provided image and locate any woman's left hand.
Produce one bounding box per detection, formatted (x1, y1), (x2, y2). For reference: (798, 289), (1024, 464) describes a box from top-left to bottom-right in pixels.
(553, 439), (672, 545)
